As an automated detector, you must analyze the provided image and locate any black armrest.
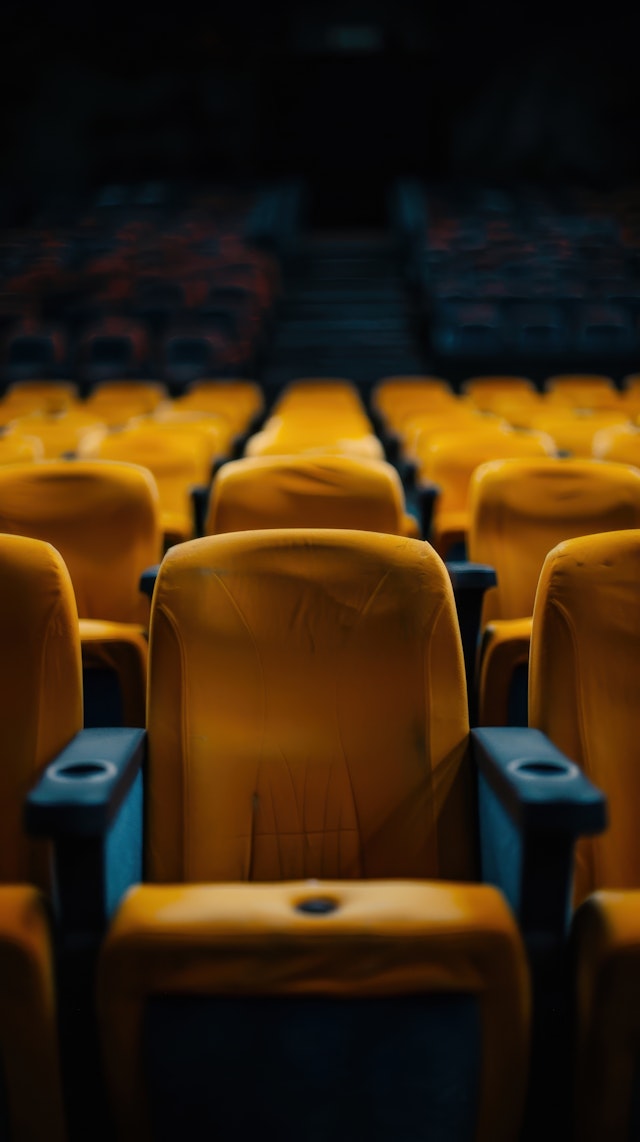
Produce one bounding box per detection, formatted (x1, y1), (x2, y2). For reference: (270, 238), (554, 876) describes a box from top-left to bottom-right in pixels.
(190, 483), (211, 538)
(472, 726), (606, 949)
(26, 728), (146, 943)
(446, 563), (497, 723)
(140, 564), (161, 600)
(26, 727), (145, 837)
(415, 481), (440, 540)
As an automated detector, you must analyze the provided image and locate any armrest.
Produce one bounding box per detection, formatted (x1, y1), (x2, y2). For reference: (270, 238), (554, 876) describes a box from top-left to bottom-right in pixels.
(446, 563), (497, 723)
(472, 726), (606, 953)
(415, 481), (440, 540)
(190, 483), (211, 538)
(26, 728), (146, 944)
(26, 728), (145, 837)
(140, 564), (161, 600)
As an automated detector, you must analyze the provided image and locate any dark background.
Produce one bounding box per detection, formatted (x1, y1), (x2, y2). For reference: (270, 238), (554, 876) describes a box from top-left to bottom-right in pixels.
(1, 1), (638, 225)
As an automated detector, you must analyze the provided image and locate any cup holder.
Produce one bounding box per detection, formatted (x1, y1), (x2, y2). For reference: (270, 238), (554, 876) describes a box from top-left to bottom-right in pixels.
(49, 758), (117, 783)
(295, 896), (339, 916)
(508, 756), (579, 781)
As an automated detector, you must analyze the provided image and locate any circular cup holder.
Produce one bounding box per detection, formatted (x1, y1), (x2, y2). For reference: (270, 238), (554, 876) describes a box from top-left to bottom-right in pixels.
(508, 757), (579, 780)
(49, 758), (117, 782)
(296, 896), (339, 916)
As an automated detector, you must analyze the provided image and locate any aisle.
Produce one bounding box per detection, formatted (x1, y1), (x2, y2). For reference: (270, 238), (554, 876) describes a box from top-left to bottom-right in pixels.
(261, 230), (427, 397)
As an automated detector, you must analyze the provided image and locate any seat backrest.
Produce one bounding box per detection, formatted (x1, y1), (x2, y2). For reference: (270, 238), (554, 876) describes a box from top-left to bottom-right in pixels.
(0, 461), (161, 623)
(146, 529), (474, 884)
(83, 425), (214, 526)
(530, 530), (640, 903)
(419, 425), (556, 514)
(206, 455), (411, 536)
(0, 534), (82, 886)
(469, 458), (640, 622)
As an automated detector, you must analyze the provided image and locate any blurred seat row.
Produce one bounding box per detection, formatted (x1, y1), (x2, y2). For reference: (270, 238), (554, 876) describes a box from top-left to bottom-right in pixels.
(2, 519), (640, 1140)
(1, 372), (640, 1138)
(0, 182), (301, 387)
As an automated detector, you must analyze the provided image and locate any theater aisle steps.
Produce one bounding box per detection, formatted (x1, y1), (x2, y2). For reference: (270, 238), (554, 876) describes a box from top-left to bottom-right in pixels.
(262, 231), (427, 396)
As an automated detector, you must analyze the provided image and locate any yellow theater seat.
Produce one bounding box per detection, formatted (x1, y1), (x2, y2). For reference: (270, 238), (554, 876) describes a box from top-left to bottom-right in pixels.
(526, 407), (630, 457)
(245, 410), (384, 461)
(12, 409), (106, 459)
(0, 534), (81, 1140)
(417, 423), (556, 557)
(0, 533), (82, 888)
(469, 459), (640, 725)
(544, 373), (621, 410)
(97, 528), (530, 1142)
(371, 376), (455, 433)
(528, 531), (640, 1141)
(205, 454), (420, 538)
(592, 420), (640, 466)
(0, 462), (162, 726)
(0, 430), (43, 465)
(1, 380), (79, 416)
(0, 887), (66, 1142)
(84, 381), (169, 426)
(80, 423), (218, 545)
(174, 379), (264, 436)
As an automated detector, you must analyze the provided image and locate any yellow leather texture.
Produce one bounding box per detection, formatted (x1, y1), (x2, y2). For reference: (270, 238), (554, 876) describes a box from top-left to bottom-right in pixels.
(146, 529), (474, 884)
(0, 886), (66, 1142)
(0, 431), (43, 465)
(206, 454), (415, 537)
(0, 535), (82, 886)
(99, 879), (529, 1142)
(469, 458), (640, 624)
(530, 530), (640, 903)
(572, 890), (640, 1142)
(0, 461), (161, 625)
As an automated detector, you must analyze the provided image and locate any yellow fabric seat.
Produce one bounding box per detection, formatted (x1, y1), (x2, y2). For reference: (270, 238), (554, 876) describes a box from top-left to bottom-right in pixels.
(205, 454), (420, 538)
(526, 408), (630, 457)
(528, 530), (640, 1140)
(84, 381), (169, 427)
(95, 527), (530, 1141)
(80, 424), (217, 545)
(0, 429), (43, 465)
(0, 462), (162, 726)
(592, 421), (640, 466)
(0, 534), (82, 1141)
(245, 410), (384, 461)
(417, 424), (556, 557)
(0, 886), (66, 1142)
(544, 374), (621, 410)
(469, 459), (640, 725)
(174, 380), (263, 436)
(0, 380), (79, 417)
(12, 410), (106, 459)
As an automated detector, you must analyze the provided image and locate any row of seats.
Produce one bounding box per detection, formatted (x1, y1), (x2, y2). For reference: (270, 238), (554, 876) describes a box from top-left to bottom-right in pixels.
(4, 519), (640, 1139)
(3, 373), (640, 735)
(392, 182), (640, 370)
(0, 183), (297, 386)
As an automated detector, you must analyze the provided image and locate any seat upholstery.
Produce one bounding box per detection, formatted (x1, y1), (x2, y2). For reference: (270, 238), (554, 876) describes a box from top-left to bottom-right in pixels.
(469, 458), (640, 725)
(205, 454), (419, 538)
(417, 424), (556, 557)
(0, 535), (79, 1141)
(100, 528), (529, 1142)
(146, 529), (475, 883)
(0, 533), (82, 887)
(80, 423), (218, 544)
(528, 530), (640, 1141)
(0, 887), (66, 1142)
(0, 461), (162, 725)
